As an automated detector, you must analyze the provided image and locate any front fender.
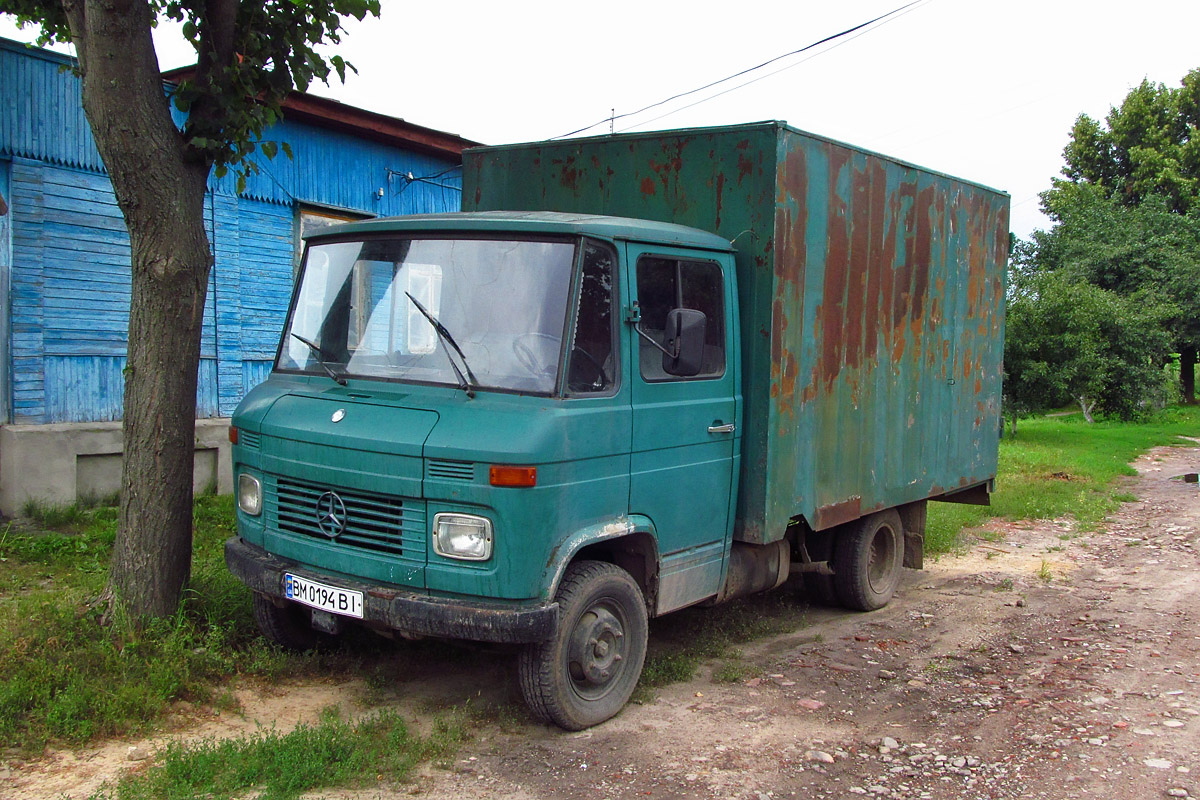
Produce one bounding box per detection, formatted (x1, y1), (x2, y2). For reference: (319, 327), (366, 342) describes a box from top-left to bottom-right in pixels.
(543, 515), (657, 600)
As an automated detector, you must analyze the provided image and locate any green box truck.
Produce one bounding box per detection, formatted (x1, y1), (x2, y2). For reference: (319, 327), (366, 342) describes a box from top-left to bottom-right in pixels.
(225, 121), (1009, 729)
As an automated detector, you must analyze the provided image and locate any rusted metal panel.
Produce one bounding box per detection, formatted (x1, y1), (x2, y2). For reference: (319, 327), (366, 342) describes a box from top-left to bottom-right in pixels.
(463, 122), (1009, 544)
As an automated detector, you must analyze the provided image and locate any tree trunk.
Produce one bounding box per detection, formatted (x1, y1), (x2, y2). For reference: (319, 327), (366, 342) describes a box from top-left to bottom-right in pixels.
(1182, 346), (1196, 405)
(66, 0), (213, 618)
(1077, 395), (1095, 423)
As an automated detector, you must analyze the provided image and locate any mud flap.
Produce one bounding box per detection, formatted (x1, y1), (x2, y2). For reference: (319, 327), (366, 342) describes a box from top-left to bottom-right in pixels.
(899, 501), (927, 570)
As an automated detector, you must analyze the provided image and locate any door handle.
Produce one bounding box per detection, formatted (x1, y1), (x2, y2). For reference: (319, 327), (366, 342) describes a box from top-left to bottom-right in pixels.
(707, 423), (736, 434)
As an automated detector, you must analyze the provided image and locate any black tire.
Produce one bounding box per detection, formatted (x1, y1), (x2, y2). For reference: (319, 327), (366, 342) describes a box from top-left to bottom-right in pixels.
(518, 561), (648, 730)
(802, 528), (839, 606)
(252, 593), (320, 651)
(833, 510), (905, 611)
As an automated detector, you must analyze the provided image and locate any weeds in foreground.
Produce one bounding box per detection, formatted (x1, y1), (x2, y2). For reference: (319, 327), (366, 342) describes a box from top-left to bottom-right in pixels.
(0, 496), (291, 751)
(91, 707), (464, 800)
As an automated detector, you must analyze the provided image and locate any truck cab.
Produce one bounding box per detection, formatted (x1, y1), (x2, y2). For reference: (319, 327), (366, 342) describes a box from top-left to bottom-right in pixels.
(226, 211), (745, 728)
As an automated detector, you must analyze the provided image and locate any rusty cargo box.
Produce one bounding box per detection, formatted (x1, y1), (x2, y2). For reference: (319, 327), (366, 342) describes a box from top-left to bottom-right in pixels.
(463, 121), (1009, 544)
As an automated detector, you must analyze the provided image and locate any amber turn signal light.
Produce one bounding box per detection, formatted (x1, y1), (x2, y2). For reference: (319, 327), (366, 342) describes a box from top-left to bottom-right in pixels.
(228, 426), (239, 444)
(489, 465), (537, 487)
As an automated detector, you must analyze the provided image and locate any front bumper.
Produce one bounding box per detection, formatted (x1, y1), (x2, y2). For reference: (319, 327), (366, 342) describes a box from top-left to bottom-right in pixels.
(225, 537), (558, 644)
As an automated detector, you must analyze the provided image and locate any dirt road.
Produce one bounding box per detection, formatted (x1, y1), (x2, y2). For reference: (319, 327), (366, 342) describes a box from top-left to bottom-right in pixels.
(9, 441), (1200, 800)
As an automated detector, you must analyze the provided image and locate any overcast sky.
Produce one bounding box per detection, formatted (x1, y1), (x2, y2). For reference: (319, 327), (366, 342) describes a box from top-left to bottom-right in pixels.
(4, 0), (1199, 239)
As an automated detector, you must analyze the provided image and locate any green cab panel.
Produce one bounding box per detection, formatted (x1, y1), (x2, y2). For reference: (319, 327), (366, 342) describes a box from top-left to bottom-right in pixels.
(238, 385), (439, 589)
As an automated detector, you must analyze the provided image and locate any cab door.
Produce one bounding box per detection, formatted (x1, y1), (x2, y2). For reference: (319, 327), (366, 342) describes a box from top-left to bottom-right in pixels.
(624, 244), (738, 614)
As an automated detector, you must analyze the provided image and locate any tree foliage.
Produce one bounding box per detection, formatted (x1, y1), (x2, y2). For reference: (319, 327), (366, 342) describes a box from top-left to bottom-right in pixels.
(1046, 69), (1200, 217)
(1007, 67), (1200, 421)
(1004, 271), (1173, 426)
(0, 0), (379, 619)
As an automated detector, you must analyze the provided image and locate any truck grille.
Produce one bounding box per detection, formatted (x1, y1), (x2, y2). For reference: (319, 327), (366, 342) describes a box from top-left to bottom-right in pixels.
(271, 477), (424, 556)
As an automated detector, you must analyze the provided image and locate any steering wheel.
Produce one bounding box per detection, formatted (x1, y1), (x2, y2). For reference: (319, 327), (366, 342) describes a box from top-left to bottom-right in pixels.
(513, 333), (562, 377)
(569, 345), (608, 389)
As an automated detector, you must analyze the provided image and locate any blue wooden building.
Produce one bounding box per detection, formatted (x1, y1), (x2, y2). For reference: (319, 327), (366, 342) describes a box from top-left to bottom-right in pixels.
(0, 37), (474, 513)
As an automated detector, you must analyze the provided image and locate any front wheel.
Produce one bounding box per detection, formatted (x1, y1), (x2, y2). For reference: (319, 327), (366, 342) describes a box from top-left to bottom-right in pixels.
(833, 510), (905, 611)
(252, 593), (321, 651)
(518, 561), (648, 730)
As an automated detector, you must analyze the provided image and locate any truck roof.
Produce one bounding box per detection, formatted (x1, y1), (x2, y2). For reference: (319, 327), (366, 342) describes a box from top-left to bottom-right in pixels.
(307, 211), (735, 253)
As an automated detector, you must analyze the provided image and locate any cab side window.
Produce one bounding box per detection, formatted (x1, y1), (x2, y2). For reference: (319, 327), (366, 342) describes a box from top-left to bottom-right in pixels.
(566, 240), (617, 394)
(636, 256), (725, 380)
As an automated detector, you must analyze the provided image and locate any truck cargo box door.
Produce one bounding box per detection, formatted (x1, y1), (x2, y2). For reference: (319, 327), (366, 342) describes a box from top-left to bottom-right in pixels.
(626, 245), (738, 613)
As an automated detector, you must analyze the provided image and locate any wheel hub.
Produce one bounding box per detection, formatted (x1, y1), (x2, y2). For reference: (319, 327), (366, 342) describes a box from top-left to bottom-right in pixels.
(568, 607), (626, 690)
(867, 525), (896, 592)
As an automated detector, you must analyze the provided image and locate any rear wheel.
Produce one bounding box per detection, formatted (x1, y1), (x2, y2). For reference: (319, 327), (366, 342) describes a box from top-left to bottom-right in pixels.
(252, 593), (320, 651)
(833, 510), (905, 611)
(518, 560), (648, 730)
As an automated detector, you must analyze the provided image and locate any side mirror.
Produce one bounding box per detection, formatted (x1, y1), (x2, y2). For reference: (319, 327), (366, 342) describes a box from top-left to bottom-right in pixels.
(663, 308), (706, 377)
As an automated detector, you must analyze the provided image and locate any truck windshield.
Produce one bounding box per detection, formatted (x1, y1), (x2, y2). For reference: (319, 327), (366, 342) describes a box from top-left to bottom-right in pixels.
(278, 237), (576, 394)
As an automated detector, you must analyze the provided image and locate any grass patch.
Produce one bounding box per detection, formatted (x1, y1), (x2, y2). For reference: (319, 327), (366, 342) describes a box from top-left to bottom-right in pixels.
(92, 707), (464, 800)
(712, 658), (755, 684)
(926, 406), (1200, 554)
(0, 496), (299, 751)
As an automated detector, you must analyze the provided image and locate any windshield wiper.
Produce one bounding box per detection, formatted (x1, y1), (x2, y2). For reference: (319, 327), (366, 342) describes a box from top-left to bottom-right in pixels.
(405, 292), (478, 399)
(289, 333), (347, 386)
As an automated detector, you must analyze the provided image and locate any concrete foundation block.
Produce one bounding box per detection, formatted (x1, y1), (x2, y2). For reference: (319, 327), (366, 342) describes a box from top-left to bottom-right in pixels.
(0, 418), (233, 517)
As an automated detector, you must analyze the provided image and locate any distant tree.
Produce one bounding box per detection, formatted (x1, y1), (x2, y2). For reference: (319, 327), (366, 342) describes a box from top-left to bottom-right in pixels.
(0, 0), (380, 619)
(1003, 272), (1173, 428)
(1039, 69), (1200, 403)
(1046, 69), (1200, 217)
(1029, 189), (1200, 402)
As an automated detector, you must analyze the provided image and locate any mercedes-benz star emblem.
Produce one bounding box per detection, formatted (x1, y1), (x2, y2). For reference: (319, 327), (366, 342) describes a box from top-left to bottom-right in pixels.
(331, 408), (346, 423)
(315, 491), (348, 538)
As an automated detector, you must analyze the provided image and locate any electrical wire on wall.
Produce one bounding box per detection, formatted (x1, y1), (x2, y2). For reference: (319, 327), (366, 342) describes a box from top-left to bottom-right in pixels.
(387, 165), (464, 196)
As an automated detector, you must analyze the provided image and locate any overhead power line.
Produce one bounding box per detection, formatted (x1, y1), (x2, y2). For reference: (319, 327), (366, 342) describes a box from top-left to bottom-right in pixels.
(617, 1), (930, 135)
(552, 0), (925, 141)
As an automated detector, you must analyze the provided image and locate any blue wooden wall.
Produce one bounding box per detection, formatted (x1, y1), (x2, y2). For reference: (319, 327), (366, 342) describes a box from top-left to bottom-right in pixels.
(0, 39), (464, 424)
(0, 160), (10, 423)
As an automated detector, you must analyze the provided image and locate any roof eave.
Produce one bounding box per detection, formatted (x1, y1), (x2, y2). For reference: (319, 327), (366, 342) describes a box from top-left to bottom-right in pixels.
(160, 65), (479, 160)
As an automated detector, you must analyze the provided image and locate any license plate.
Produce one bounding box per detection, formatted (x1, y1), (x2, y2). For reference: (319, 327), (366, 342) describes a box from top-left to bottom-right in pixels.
(284, 573), (364, 619)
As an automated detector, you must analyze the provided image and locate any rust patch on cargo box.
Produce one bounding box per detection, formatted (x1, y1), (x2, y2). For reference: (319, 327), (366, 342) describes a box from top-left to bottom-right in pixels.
(813, 146), (853, 394)
(556, 156), (579, 191)
(814, 496), (862, 530)
(775, 145), (807, 288)
(714, 172), (726, 229)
